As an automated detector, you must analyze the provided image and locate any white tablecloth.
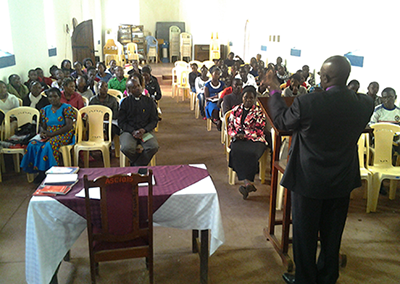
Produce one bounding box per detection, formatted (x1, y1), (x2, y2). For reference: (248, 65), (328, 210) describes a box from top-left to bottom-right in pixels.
(25, 164), (225, 284)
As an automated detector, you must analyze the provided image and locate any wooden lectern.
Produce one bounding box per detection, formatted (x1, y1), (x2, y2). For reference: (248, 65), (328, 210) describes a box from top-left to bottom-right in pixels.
(258, 96), (295, 272)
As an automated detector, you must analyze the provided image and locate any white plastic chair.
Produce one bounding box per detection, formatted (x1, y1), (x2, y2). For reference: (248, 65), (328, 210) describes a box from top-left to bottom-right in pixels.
(367, 123), (400, 212)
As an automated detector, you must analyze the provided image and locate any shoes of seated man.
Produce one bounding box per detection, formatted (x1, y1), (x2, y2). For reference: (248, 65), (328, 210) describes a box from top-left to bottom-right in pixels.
(238, 184), (258, 200)
(282, 273), (295, 284)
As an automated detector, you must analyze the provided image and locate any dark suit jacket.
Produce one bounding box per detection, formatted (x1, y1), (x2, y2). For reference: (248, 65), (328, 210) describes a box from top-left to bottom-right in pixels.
(269, 86), (374, 199)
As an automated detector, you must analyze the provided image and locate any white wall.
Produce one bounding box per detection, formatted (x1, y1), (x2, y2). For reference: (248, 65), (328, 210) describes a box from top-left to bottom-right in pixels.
(2, 0), (399, 98)
(0, 0), (101, 82)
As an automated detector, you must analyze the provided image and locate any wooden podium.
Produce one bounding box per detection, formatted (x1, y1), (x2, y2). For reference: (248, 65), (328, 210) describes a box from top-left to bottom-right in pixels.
(258, 96), (295, 272)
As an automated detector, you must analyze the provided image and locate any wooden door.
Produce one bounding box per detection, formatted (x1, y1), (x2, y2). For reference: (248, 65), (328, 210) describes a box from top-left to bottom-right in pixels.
(71, 20), (95, 63)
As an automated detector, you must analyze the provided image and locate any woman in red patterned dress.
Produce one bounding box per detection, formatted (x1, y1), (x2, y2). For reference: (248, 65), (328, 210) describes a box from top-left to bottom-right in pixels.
(227, 86), (267, 199)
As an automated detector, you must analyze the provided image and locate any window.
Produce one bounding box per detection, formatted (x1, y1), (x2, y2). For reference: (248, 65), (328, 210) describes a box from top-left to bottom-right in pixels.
(43, 0), (57, 57)
(0, 0), (16, 68)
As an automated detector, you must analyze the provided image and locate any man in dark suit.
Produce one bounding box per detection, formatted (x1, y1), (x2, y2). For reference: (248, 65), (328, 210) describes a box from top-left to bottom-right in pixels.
(266, 55), (374, 284)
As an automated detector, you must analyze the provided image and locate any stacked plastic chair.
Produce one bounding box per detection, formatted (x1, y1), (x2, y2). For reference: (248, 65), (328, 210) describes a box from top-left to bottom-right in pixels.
(210, 32), (220, 60)
(169, 26), (181, 63)
(180, 32), (192, 61)
(146, 36), (158, 63)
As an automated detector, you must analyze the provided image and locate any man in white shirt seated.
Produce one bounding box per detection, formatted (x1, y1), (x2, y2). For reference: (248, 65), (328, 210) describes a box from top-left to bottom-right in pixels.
(370, 87), (400, 125)
(0, 80), (19, 115)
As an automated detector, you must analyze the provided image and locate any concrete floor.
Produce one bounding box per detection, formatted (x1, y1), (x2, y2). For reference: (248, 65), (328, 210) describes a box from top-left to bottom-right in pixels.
(1, 63), (400, 283)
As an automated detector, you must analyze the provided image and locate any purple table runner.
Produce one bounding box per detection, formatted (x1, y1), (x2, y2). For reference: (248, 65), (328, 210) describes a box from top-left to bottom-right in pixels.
(52, 165), (210, 226)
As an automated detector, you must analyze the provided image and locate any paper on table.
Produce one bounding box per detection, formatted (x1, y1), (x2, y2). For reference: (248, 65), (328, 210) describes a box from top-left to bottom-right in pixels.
(75, 187), (100, 199)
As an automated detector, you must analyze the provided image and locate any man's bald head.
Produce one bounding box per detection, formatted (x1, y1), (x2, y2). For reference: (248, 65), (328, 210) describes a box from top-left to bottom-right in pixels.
(320, 55), (351, 90)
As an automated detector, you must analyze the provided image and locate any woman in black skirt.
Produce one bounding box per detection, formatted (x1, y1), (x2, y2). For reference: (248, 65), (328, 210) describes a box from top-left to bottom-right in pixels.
(228, 86), (267, 199)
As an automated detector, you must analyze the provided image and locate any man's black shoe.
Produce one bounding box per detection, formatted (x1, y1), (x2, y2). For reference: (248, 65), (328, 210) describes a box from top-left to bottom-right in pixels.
(282, 273), (295, 284)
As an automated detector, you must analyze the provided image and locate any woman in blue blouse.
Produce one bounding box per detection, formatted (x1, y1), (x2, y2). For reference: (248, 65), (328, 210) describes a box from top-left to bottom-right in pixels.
(204, 68), (225, 127)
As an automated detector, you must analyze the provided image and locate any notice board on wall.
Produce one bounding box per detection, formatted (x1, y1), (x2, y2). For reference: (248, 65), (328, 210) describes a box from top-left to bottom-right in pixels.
(155, 22), (185, 42)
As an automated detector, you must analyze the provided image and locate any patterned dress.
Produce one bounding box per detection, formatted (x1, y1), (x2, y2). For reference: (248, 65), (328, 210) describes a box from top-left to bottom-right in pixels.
(21, 104), (76, 173)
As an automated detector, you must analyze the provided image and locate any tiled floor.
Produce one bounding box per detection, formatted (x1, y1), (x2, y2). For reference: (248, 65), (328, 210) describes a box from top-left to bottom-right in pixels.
(1, 63), (400, 283)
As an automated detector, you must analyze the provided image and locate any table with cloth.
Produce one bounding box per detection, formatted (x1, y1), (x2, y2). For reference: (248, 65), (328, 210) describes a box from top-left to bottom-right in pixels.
(26, 164), (225, 284)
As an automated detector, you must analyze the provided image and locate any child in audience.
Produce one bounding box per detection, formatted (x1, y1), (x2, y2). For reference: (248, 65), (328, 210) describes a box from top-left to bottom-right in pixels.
(195, 65), (210, 119)
(25, 70), (38, 89)
(0, 80), (20, 114)
(61, 59), (74, 74)
(107, 60), (117, 76)
(347, 79), (360, 94)
(22, 81), (49, 110)
(370, 88), (400, 125)
(256, 54), (265, 68)
(86, 66), (98, 96)
(236, 66), (257, 88)
(367, 81), (381, 107)
(60, 78), (84, 109)
(83, 58), (94, 73)
(76, 75), (93, 101)
(282, 74), (307, 97)
(204, 67), (226, 130)
(276, 65), (290, 84)
(49, 65), (58, 81)
(51, 69), (65, 90)
(189, 63), (200, 93)
(34, 67), (51, 88)
(96, 62), (113, 83)
(35, 67), (53, 86)
(89, 81), (120, 140)
(142, 65), (162, 101)
(7, 74), (29, 99)
(108, 66), (127, 93)
(71, 61), (83, 79)
(224, 52), (235, 67)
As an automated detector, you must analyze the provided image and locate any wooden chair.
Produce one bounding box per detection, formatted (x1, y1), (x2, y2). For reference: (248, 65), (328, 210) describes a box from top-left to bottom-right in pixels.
(367, 123), (400, 212)
(0, 107), (40, 182)
(73, 106), (112, 168)
(83, 171), (154, 284)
